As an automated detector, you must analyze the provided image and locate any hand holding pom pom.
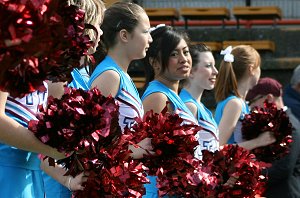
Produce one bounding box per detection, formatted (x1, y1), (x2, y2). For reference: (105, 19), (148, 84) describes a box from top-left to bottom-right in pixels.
(29, 87), (149, 197)
(186, 144), (267, 197)
(242, 101), (293, 163)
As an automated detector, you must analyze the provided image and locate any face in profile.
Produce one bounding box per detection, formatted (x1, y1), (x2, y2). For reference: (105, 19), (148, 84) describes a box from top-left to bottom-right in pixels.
(127, 12), (152, 60)
(190, 51), (217, 91)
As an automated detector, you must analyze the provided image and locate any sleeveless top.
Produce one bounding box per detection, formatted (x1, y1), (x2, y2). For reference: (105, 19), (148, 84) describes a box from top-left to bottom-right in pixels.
(142, 81), (198, 197)
(88, 56), (144, 131)
(68, 67), (90, 90)
(0, 82), (48, 170)
(142, 80), (197, 124)
(214, 95), (249, 144)
(179, 89), (219, 158)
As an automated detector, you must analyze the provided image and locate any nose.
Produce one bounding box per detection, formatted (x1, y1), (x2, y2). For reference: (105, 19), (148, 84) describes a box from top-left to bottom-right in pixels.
(212, 65), (218, 75)
(179, 52), (188, 63)
(99, 28), (103, 37)
(148, 33), (153, 43)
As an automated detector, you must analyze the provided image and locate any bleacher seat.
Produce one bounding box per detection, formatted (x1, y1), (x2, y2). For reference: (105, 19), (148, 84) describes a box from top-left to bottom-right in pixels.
(222, 40), (275, 52)
(180, 7), (230, 29)
(103, 0), (119, 7)
(190, 41), (223, 52)
(232, 6), (282, 28)
(132, 77), (146, 89)
(145, 8), (179, 26)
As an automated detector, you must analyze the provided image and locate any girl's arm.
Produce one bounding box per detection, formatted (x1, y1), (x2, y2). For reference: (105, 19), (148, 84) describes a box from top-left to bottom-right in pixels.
(143, 92), (172, 114)
(218, 98), (275, 149)
(238, 131), (275, 150)
(218, 98), (242, 146)
(41, 159), (87, 191)
(90, 70), (120, 97)
(0, 91), (65, 159)
(47, 81), (66, 99)
(128, 93), (170, 159)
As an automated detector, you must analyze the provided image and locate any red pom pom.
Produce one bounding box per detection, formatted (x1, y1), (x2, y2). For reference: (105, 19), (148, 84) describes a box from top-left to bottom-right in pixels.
(0, 0), (93, 97)
(242, 100), (293, 163)
(123, 107), (201, 197)
(125, 108), (201, 175)
(29, 87), (119, 153)
(187, 145), (267, 197)
(29, 87), (148, 197)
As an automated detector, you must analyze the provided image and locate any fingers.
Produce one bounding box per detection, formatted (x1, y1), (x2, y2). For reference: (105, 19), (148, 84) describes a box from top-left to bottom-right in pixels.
(224, 176), (238, 187)
(69, 171), (90, 191)
(138, 138), (153, 151)
(264, 132), (276, 144)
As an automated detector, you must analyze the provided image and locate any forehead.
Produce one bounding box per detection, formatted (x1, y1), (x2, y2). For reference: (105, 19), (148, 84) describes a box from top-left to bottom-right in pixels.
(198, 51), (214, 61)
(175, 39), (188, 49)
(137, 12), (150, 27)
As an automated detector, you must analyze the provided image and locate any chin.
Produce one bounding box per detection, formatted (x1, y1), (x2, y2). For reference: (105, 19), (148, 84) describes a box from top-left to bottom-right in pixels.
(207, 86), (214, 90)
(138, 52), (147, 59)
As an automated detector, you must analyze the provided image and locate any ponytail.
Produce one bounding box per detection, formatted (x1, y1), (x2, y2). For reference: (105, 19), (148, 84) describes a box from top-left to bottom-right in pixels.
(215, 45), (261, 102)
(215, 61), (239, 102)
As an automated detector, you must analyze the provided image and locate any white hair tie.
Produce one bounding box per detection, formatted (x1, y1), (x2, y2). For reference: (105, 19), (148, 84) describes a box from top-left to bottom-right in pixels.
(149, 24), (166, 33)
(220, 46), (234, 63)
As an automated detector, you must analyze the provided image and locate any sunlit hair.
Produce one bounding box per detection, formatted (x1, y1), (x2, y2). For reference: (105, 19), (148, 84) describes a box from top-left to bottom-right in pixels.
(215, 45), (261, 102)
(91, 2), (146, 74)
(142, 25), (190, 91)
(68, 0), (105, 42)
(100, 2), (146, 49)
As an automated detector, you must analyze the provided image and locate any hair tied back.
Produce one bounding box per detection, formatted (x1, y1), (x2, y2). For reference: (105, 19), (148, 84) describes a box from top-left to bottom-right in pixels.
(220, 46), (234, 63)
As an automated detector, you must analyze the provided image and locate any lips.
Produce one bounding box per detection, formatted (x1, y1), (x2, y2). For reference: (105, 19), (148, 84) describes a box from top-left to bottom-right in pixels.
(177, 65), (190, 72)
(209, 78), (216, 84)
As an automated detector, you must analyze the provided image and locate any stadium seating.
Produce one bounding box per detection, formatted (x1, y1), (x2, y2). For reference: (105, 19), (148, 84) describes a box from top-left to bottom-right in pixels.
(180, 7), (230, 29)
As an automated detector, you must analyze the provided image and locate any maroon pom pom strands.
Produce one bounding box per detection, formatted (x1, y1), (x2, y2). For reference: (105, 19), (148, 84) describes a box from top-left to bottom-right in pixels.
(242, 101), (293, 163)
(0, 0), (93, 97)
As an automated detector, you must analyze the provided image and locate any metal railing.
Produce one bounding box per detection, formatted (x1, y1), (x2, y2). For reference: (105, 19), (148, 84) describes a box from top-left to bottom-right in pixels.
(138, 0), (300, 19)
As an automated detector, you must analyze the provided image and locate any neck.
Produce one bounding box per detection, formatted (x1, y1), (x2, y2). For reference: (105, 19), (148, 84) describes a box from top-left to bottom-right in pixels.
(184, 84), (204, 103)
(107, 48), (130, 72)
(237, 79), (250, 100)
(156, 76), (180, 93)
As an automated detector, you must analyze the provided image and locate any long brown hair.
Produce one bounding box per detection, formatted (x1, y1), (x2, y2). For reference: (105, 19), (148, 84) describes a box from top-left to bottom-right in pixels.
(215, 45), (261, 102)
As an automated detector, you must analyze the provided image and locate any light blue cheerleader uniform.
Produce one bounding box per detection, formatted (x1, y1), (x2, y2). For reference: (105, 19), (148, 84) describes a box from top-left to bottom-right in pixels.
(179, 89), (219, 159)
(142, 81), (198, 198)
(42, 68), (90, 198)
(214, 95), (250, 144)
(0, 82), (48, 198)
(88, 55), (144, 131)
(68, 67), (90, 90)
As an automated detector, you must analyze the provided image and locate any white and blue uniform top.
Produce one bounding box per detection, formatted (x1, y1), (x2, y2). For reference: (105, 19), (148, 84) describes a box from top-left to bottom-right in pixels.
(0, 82), (48, 170)
(179, 89), (219, 158)
(88, 56), (144, 131)
(68, 67), (90, 90)
(214, 95), (249, 144)
(142, 80), (198, 125)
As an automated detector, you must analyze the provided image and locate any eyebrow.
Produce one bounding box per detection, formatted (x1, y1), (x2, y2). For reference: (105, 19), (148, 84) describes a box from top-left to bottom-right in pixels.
(174, 46), (189, 51)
